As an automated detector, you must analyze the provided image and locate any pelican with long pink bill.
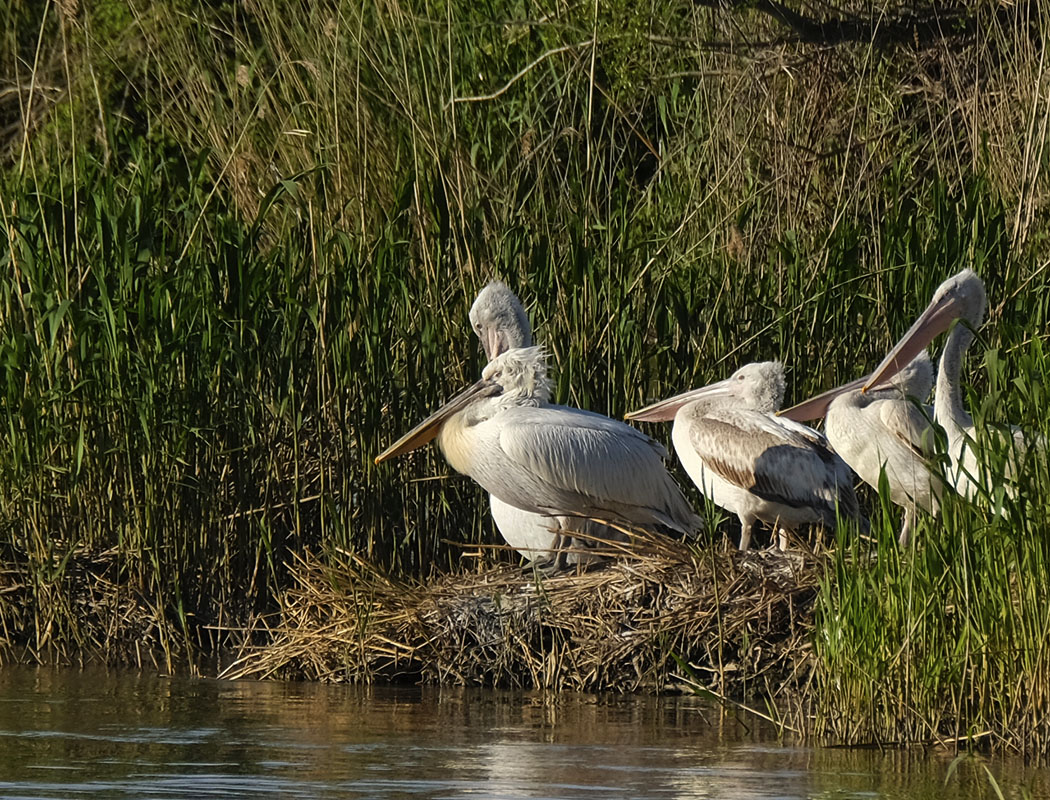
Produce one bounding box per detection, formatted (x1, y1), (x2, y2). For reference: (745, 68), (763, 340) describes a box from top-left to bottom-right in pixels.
(779, 351), (940, 546)
(467, 282), (623, 565)
(376, 346), (702, 569)
(626, 362), (865, 552)
(861, 269), (1030, 504)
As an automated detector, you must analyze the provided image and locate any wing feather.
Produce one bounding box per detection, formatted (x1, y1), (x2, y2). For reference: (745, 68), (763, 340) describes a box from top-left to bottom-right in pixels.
(685, 408), (856, 516)
(493, 405), (698, 533)
(877, 399), (935, 457)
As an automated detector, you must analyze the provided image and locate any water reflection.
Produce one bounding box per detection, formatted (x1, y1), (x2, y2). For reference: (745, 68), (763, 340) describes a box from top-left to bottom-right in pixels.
(0, 667), (1042, 799)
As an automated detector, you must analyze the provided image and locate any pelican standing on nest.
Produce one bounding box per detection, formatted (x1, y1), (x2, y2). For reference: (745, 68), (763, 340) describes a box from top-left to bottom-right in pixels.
(626, 362), (864, 551)
(468, 281), (623, 564)
(862, 269), (1032, 504)
(376, 346), (702, 569)
(780, 352), (940, 546)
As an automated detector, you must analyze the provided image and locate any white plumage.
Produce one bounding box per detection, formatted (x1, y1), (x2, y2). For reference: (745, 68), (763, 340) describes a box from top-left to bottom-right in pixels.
(467, 282), (624, 565)
(781, 352), (940, 546)
(377, 347), (702, 566)
(627, 362), (864, 551)
(863, 269), (1034, 506)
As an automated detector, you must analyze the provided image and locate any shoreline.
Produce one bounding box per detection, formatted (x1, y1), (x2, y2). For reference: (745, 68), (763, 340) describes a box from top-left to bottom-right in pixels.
(3, 537), (1046, 761)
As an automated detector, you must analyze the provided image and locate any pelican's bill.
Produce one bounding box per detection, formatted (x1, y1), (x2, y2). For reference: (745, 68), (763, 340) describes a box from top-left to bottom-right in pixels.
(375, 378), (500, 463)
(625, 379), (734, 423)
(779, 375), (868, 422)
(863, 291), (967, 392)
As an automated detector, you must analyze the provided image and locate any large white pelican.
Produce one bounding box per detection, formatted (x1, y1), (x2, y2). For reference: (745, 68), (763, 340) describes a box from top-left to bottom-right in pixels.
(862, 269), (1031, 504)
(626, 362), (865, 551)
(780, 352), (941, 546)
(376, 347), (702, 568)
(467, 282), (621, 565)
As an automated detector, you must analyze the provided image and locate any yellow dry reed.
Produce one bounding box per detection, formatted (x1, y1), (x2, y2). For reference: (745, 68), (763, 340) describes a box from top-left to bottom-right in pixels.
(223, 542), (822, 697)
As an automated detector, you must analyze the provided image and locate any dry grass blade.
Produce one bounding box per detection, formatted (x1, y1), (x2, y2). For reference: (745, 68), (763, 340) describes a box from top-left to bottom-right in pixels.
(223, 546), (821, 696)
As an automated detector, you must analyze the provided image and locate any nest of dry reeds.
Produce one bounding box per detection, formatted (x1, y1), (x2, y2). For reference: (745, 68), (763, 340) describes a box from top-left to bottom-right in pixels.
(223, 533), (824, 697)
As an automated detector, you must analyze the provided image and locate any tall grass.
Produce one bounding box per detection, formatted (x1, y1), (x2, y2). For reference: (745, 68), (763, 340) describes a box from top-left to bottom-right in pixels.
(1, 0), (1049, 752)
(811, 304), (1050, 755)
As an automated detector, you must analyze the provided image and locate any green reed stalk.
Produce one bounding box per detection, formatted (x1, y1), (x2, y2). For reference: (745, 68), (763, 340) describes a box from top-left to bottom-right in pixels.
(0, 1), (1048, 756)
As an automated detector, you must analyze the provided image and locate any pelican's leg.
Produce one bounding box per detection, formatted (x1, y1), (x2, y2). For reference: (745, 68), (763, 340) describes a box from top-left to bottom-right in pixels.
(738, 514), (755, 551)
(526, 519), (565, 574)
(898, 508), (915, 548)
(520, 551), (548, 572)
(548, 518), (572, 572)
(528, 534), (565, 575)
(553, 533), (570, 571)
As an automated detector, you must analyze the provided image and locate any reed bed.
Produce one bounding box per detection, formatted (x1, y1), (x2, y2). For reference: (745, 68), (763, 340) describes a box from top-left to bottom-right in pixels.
(809, 368), (1050, 757)
(222, 541), (820, 697)
(1, 0), (1050, 759)
(0, 542), (188, 670)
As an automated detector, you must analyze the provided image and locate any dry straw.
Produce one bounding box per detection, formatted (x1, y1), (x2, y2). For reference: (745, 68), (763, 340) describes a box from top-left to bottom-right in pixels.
(222, 538), (822, 697)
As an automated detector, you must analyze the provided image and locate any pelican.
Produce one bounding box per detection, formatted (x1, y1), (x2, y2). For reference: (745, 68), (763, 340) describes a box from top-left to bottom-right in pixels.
(467, 282), (623, 565)
(469, 282), (558, 563)
(626, 362), (864, 551)
(862, 269), (1031, 504)
(469, 281), (532, 362)
(780, 352), (941, 546)
(376, 347), (702, 568)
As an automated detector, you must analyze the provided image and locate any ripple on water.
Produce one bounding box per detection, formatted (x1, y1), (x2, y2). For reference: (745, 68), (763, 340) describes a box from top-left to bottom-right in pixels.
(0, 668), (1044, 800)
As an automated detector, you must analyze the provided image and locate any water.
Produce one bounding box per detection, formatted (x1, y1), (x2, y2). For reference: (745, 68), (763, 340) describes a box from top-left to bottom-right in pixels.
(0, 668), (1043, 799)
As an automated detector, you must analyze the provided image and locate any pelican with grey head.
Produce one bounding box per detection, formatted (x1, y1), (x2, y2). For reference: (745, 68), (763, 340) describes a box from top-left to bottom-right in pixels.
(861, 269), (1034, 505)
(467, 282), (625, 566)
(469, 281), (532, 361)
(376, 346), (702, 568)
(780, 351), (940, 546)
(627, 361), (865, 551)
